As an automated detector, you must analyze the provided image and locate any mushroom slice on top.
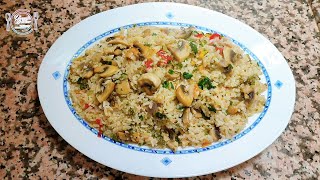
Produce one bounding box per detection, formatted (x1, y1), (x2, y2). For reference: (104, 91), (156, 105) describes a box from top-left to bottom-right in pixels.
(241, 85), (255, 100)
(175, 84), (194, 107)
(133, 41), (155, 59)
(116, 80), (132, 95)
(165, 69), (180, 80)
(125, 47), (140, 61)
(167, 40), (191, 62)
(96, 81), (115, 103)
(94, 65), (107, 73)
(223, 47), (236, 63)
(175, 27), (195, 39)
(83, 68), (93, 79)
(182, 108), (193, 126)
(191, 108), (202, 118)
(108, 39), (130, 47)
(223, 47), (242, 63)
(137, 73), (161, 95)
(99, 65), (119, 78)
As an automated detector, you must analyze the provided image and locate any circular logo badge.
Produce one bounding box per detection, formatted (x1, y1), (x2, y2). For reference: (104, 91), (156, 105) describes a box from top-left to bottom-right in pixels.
(11, 9), (33, 35)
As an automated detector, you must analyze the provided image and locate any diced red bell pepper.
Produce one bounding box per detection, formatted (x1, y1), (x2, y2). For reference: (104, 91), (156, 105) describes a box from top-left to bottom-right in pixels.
(95, 118), (102, 137)
(209, 33), (221, 40)
(156, 50), (173, 66)
(145, 59), (153, 69)
(215, 47), (224, 56)
(84, 103), (90, 109)
(195, 33), (204, 38)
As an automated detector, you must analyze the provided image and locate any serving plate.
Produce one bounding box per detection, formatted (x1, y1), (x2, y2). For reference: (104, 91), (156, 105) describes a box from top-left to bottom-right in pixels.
(38, 2), (295, 177)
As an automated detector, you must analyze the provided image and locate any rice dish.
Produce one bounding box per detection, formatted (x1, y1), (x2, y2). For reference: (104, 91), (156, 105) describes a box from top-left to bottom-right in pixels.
(68, 26), (267, 150)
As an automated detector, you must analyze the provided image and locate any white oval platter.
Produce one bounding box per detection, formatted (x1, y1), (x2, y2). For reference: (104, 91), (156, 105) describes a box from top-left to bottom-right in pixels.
(38, 2), (296, 178)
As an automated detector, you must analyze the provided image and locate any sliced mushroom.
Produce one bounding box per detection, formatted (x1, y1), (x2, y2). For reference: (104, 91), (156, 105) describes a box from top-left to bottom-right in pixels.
(227, 106), (238, 115)
(96, 81), (115, 103)
(223, 47), (242, 63)
(223, 64), (233, 74)
(125, 48), (140, 61)
(108, 39), (130, 47)
(167, 40), (191, 62)
(223, 47), (236, 62)
(248, 91), (255, 100)
(94, 65), (107, 73)
(241, 85), (255, 100)
(165, 71), (180, 80)
(146, 103), (159, 115)
(116, 80), (131, 95)
(182, 108), (193, 126)
(114, 49), (122, 56)
(99, 65), (119, 78)
(133, 41), (155, 59)
(83, 69), (93, 78)
(175, 27), (195, 39)
(137, 73), (161, 95)
(175, 85), (194, 107)
(191, 108), (202, 118)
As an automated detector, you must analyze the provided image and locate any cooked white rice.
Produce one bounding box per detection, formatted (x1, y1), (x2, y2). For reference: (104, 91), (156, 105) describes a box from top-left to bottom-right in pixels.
(68, 26), (267, 150)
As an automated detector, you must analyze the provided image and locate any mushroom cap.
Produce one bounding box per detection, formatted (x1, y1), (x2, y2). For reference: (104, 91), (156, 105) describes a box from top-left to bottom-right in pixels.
(83, 70), (93, 78)
(116, 80), (132, 95)
(182, 108), (193, 126)
(175, 84), (194, 107)
(133, 41), (155, 59)
(167, 40), (191, 62)
(108, 39), (131, 47)
(138, 73), (161, 95)
(96, 81), (115, 103)
(99, 65), (119, 78)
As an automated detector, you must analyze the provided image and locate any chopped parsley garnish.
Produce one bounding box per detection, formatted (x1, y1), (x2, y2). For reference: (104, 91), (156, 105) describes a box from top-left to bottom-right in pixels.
(189, 41), (198, 54)
(198, 77), (215, 90)
(168, 69), (174, 74)
(208, 105), (216, 113)
(169, 82), (174, 89)
(152, 33), (157, 36)
(77, 77), (88, 90)
(155, 112), (166, 119)
(162, 81), (169, 88)
(138, 115), (144, 120)
(183, 72), (193, 79)
(163, 81), (174, 89)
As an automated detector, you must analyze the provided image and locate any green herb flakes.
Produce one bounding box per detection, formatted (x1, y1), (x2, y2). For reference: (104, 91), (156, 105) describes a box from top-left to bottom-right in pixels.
(208, 105), (216, 113)
(183, 72), (193, 79)
(189, 41), (198, 54)
(155, 112), (166, 119)
(198, 77), (215, 90)
(162, 81), (169, 88)
(77, 77), (88, 90)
